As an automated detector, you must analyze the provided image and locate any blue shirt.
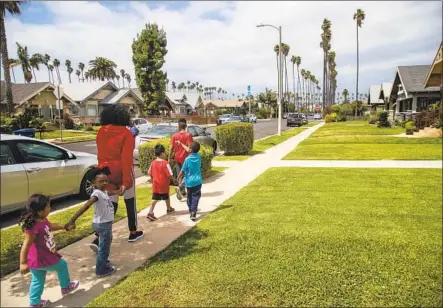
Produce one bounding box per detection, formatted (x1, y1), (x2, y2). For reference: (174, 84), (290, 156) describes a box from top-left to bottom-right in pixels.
(181, 153), (203, 188)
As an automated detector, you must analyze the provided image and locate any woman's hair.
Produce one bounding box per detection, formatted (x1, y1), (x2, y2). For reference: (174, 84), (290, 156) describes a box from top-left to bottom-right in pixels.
(19, 194), (50, 231)
(99, 104), (131, 126)
(88, 167), (110, 181)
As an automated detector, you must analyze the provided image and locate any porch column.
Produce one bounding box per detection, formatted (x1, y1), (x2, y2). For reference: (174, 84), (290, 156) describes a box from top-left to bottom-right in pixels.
(412, 96), (417, 112)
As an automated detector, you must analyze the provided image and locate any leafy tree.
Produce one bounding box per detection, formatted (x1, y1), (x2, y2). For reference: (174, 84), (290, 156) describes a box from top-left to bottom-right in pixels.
(132, 23), (168, 113)
(88, 57), (117, 81)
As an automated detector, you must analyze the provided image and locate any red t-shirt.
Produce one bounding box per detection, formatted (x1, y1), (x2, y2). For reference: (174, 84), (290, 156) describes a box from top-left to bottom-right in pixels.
(148, 159), (173, 194)
(171, 131), (193, 165)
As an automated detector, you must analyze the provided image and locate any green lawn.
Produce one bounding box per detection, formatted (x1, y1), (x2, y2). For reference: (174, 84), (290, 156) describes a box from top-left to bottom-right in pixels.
(52, 134), (98, 143)
(88, 168), (442, 307)
(36, 130), (96, 140)
(312, 121), (405, 137)
(284, 135), (442, 160)
(214, 127), (306, 161)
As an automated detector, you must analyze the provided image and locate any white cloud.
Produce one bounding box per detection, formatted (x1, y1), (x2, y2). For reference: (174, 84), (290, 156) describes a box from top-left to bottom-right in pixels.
(3, 1), (442, 96)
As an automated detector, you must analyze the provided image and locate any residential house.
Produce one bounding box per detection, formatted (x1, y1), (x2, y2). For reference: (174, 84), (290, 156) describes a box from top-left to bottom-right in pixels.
(367, 82), (392, 111)
(424, 42), (442, 89)
(61, 81), (143, 123)
(0, 81), (76, 120)
(196, 99), (248, 116)
(387, 65), (440, 118)
(164, 92), (202, 115)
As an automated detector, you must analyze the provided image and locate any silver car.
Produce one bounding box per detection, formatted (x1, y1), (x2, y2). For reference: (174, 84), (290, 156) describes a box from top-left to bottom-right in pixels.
(0, 134), (97, 214)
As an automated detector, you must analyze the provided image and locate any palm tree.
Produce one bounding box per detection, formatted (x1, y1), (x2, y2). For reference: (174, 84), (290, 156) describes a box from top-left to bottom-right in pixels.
(30, 53), (42, 82)
(84, 71), (90, 82)
(75, 69), (81, 82)
(320, 18), (332, 110)
(171, 81), (176, 92)
(116, 75), (120, 88)
(1, 1), (25, 115)
(125, 73), (131, 88)
(327, 50), (336, 105)
(187, 80), (191, 93)
(48, 64), (55, 84)
(354, 9), (365, 116)
(300, 69), (306, 109)
(305, 70), (311, 110)
(42, 54), (51, 82)
(342, 89), (349, 103)
(281, 43), (290, 113)
(88, 57), (117, 81)
(290, 56), (297, 107)
(78, 62), (85, 82)
(8, 58), (20, 83)
(53, 58), (61, 84)
(294, 56), (301, 111)
(120, 69), (126, 88)
(65, 59), (73, 83)
(16, 43), (32, 83)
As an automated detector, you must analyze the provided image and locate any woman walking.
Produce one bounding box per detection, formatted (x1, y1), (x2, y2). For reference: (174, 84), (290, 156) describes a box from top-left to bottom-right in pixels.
(91, 104), (143, 249)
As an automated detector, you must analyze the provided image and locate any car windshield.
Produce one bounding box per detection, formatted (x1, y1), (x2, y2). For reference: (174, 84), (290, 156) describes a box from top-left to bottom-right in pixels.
(142, 125), (177, 136)
(231, 116), (241, 120)
(220, 114), (231, 118)
(288, 113), (299, 118)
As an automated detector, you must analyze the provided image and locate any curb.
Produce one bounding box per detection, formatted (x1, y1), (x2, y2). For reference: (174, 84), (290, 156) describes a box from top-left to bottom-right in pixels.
(49, 139), (96, 145)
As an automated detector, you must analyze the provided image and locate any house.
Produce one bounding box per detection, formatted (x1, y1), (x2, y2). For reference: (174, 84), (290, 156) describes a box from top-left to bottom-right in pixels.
(0, 81), (77, 121)
(164, 92), (202, 115)
(386, 65), (440, 118)
(424, 42), (442, 89)
(61, 81), (143, 123)
(367, 83), (392, 111)
(196, 99), (248, 116)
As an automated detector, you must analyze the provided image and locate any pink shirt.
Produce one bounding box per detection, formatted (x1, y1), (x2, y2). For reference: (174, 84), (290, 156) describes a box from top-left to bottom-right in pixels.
(25, 219), (61, 269)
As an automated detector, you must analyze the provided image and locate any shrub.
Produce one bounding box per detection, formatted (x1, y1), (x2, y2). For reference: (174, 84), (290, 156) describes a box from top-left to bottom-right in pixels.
(368, 115), (378, 124)
(377, 111), (391, 128)
(405, 121), (416, 135)
(324, 112), (338, 123)
(63, 113), (74, 129)
(214, 123), (254, 155)
(256, 108), (270, 119)
(138, 137), (214, 178)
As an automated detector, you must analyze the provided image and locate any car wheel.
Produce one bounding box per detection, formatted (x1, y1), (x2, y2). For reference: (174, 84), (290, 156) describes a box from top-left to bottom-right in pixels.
(79, 169), (94, 199)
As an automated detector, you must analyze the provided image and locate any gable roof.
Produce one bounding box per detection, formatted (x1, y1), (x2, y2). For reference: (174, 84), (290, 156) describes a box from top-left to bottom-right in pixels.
(100, 89), (143, 105)
(165, 92), (202, 109)
(203, 99), (247, 108)
(0, 81), (76, 107)
(60, 81), (118, 103)
(368, 85), (383, 104)
(424, 41), (442, 88)
(380, 82), (393, 99)
(397, 65), (440, 93)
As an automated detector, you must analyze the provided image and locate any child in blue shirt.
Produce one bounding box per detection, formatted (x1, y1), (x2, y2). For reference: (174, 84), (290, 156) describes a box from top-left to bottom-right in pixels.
(177, 141), (203, 221)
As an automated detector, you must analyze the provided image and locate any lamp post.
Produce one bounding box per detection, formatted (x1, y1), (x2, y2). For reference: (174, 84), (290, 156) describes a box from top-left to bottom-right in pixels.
(257, 23), (282, 136)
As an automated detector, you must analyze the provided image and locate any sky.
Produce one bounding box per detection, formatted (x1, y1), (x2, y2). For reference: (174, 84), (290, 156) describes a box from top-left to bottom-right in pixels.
(2, 1), (442, 99)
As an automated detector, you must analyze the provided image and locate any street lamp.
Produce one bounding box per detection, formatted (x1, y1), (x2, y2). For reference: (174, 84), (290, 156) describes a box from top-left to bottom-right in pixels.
(257, 23), (283, 136)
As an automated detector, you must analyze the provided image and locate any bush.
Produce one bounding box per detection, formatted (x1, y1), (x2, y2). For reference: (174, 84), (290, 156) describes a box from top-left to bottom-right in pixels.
(214, 123), (254, 155)
(368, 115), (378, 124)
(405, 121), (416, 135)
(256, 108), (270, 119)
(63, 113), (74, 129)
(138, 137), (214, 178)
(325, 112), (338, 123)
(377, 111), (391, 128)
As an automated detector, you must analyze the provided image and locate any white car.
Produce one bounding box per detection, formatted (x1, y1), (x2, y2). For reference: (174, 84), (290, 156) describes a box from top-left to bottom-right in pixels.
(314, 113), (322, 120)
(132, 118), (153, 132)
(0, 134), (97, 214)
(247, 114), (257, 123)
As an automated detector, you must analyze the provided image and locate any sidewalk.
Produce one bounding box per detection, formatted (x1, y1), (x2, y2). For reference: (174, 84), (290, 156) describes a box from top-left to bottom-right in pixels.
(0, 123), (324, 308)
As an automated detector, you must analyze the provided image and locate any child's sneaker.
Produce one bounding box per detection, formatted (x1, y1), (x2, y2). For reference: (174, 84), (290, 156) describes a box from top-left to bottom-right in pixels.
(30, 299), (51, 308)
(175, 187), (183, 200)
(167, 207), (175, 214)
(146, 213), (157, 221)
(96, 265), (116, 278)
(89, 238), (99, 254)
(61, 280), (79, 297)
(190, 212), (197, 221)
(128, 231), (144, 242)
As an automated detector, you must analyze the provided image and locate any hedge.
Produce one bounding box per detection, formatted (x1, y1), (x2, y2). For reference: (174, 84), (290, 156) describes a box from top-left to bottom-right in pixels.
(214, 122), (254, 155)
(405, 121), (417, 135)
(138, 137), (214, 178)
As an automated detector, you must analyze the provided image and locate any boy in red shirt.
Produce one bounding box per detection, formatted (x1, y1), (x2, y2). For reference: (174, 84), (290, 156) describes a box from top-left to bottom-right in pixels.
(169, 118), (193, 200)
(146, 144), (176, 221)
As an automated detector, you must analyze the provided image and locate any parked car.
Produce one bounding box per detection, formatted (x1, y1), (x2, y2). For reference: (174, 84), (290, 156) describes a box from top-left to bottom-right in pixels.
(314, 113), (322, 120)
(0, 134), (98, 214)
(134, 123), (217, 159)
(226, 116), (243, 123)
(301, 114), (308, 125)
(283, 113), (288, 119)
(286, 113), (303, 127)
(217, 114), (232, 126)
(132, 117), (153, 132)
(247, 114), (257, 123)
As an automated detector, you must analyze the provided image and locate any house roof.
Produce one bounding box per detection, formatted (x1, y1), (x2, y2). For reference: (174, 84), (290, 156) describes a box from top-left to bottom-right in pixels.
(424, 42), (442, 88)
(60, 81), (118, 103)
(397, 65), (440, 93)
(100, 89), (143, 105)
(0, 81), (76, 107)
(203, 99), (246, 108)
(380, 82), (392, 99)
(368, 85), (383, 104)
(165, 92), (201, 109)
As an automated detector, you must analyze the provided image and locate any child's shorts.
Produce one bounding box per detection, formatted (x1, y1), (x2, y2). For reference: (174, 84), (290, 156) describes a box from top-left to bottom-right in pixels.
(152, 193), (169, 201)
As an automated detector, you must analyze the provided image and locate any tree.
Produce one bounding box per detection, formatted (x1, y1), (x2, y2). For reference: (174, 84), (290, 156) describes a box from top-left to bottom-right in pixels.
(16, 42), (32, 83)
(1, 1), (25, 115)
(257, 88), (277, 118)
(8, 58), (20, 83)
(301, 69), (306, 109)
(42, 54), (51, 82)
(53, 58), (61, 84)
(353, 9), (365, 116)
(281, 43), (290, 114)
(65, 59), (73, 83)
(290, 55), (296, 107)
(171, 81), (176, 92)
(320, 18), (332, 110)
(84, 70), (90, 82)
(342, 89), (349, 103)
(120, 69), (126, 88)
(30, 53), (42, 82)
(132, 23), (168, 113)
(125, 73), (131, 88)
(75, 69), (81, 82)
(48, 64), (55, 84)
(78, 62), (85, 82)
(88, 57), (117, 81)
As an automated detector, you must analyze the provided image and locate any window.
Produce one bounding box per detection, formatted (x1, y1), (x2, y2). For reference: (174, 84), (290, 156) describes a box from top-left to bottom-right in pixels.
(139, 119), (147, 125)
(194, 126), (205, 136)
(0, 143), (16, 166)
(16, 141), (65, 163)
(87, 105), (97, 116)
(399, 100), (412, 112)
(187, 126), (198, 137)
(417, 97), (440, 112)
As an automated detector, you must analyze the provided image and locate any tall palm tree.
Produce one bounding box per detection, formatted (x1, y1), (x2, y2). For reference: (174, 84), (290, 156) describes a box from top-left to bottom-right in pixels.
(75, 69), (81, 82)
(65, 59), (73, 83)
(305, 70), (311, 110)
(171, 81), (176, 92)
(88, 57), (117, 81)
(8, 58), (20, 83)
(84, 71), (90, 82)
(16, 43), (32, 83)
(300, 69), (306, 109)
(342, 89), (349, 103)
(187, 80), (191, 93)
(78, 62), (85, 82)
(327, 50), (336, 105)
(125, 73), (131, 88)
(290, 55), (297, 107)
(30, 53), (42, 82)
(294, 56), (301, 111)
(120, 69), (126, 88)
(48, 64), (55, 84)
(42, 54), (51, 82)
(1, 1), (25, 115)
(116, 75), (120, 88)
(281, 43), (290, 113)
(320, 18), (332, 110)
(354, 8), (365, 116)
(53, 58), (61, 84)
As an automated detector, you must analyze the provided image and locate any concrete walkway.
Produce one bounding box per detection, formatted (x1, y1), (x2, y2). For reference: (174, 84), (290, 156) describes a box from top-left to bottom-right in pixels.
(1, 123), (324, 308)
